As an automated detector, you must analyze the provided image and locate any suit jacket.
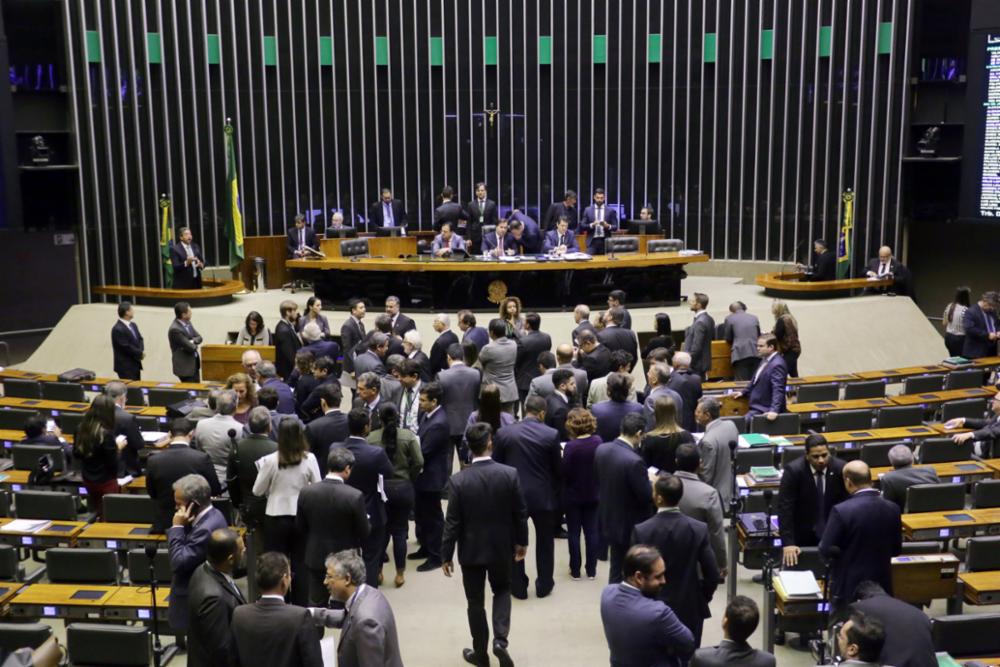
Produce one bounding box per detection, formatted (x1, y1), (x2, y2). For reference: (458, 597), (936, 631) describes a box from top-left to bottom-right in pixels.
(273, 320), (302, 381)
(684, 313), (716, 378)
(111, 320), (144, 379)
(415, 407), (451, 492)
(170, 241), (204, 289)
(169, 318), (203, 379)
(528, 365), (589, 403)
(542, 201), (578, 230)
(544, 392), (574, 442)
(340, 317), (367, 375)
(431, 232), (466, 254)
(742, 353), (788, 415)
(879, 465), (940, 511)
(600, 583), (695, 667)
(542, 229), (580, 253)
(261, 378), (295, 415)
(805, 250), (836, 281)
(230, 598), (323, 667)
(575, 344), (613, 381)
(724, 311), (761, 362)
(508, 210), (543, 253)
(368, 198), (407, 230)
(465, 198), (498, 245)
(597, 325), (638, 361)
(965, 415), (1000, 458)
(337, 436), (394, 528)
(819, 488), (902, 603)
(391, 313), (416, 337)
(579, 205), (620, 251)
(962, 303), (1000, 359)
(114, 405), (145, 475)
(438, 363), (481, 436)
(226, 433), (277, 525)
(336, 585), (404, 667)
(674, 471), (727, 568)
(167, 507), (228, 632)
(592, 399), (645, 444)
(666, 369), (703, 431)
(777, 456), (848, 547)
(631, 510), (720, 635)
(642, 385), (686, 431)
(850, 593), (937, 667)
(286, 226), (318, 257)
(442, 459), (529, 565)
(572, 320), (597, 345)
(462, 326), (490, 351)
(428, 330), (459, 376)
(690, 639), (776, 667)
(478, 336), (519, 403)
(492, 417), (562, 512)
(353, 349), (387, 379)
(698, 418), (738, 509)
(432, 200), (467, 231)
(296, 478), (370, 570)
(480, 231), (515, 256)
(514, 330), (553, 391)
(298, 376), (341, 421)
(595, 438), (654, 544)
(305, 410), (349, 477)
(145, 443), (222, 533)
(186, 562), (246, 667)
(407, 350), (432, 382)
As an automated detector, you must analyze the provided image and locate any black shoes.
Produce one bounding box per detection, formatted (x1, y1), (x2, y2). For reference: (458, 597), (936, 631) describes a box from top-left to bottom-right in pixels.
(415, 559), (441, 572)
(493, 643), (514, 667)
(462, 648), (488, 667)
(406, 550), (428, 561)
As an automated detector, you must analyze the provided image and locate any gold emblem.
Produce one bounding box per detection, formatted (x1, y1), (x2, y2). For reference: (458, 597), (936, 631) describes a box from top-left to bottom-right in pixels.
(487, 280), (508, 304)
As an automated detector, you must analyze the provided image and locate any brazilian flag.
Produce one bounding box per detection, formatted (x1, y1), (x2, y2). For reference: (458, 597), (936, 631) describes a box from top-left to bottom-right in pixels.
(159, 195), (173, 286)
(836, 189), (855, 279)
(223, 121), (245, 270)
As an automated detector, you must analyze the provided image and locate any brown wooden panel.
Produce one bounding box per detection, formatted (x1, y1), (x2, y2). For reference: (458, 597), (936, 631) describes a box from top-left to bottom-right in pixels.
(287, 252), (709, 273)
(242, 236), (288, 290)
(201, 344), (276, 382)
(92, 279), (244, 301)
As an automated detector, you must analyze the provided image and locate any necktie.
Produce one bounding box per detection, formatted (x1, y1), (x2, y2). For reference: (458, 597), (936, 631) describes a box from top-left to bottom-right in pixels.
(300, 229), (305, 249)
(384, 203), (393, 226)
(559, 234), (565, 246)
(129, 323), (139, 340)
(597, 206), (604, 222)
(814, 471), (826, 536)
(497, 235), (503, 254)
(986, 311), (996, 335)
(358, 319), (366, 336)
(404, 390), (415, 428)
(479, 200), (484, 213)
(879, 262), (886, 275)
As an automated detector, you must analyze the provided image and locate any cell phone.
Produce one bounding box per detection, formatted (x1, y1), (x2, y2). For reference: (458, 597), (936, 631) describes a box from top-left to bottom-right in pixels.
(45, 419), (56, 433)
(186, 501), (201, 516)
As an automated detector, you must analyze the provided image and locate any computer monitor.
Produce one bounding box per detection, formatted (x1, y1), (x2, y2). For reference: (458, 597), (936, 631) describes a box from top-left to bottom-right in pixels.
(324, 227), (358, 239)
(627, 219), (660, 235)
(375, 226), (404, 237)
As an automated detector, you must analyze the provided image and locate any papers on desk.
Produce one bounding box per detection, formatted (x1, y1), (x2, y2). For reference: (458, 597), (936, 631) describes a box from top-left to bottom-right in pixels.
(748, 466), (781, 483)
(141, 432), (168, 444)
(117, 475), (134, 488)
(1, 520), (52, 534)
(739, 434), (792, 448)
(562, 252), (593, 261)
(776, 570), (822, 598)
(679, 249), (703, 256)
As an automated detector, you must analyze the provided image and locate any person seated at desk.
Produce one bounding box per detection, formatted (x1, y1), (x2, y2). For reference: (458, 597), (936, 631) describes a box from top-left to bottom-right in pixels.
(431, 221), (466, 257)
(20, 413), (73, 462)
(236, 310), (272, 346)
(639, 205), (656, 220)
(864, 245), (910, 295)
(171, 226), (205, 289)
(795, 238), (835, 282)
(326, 210), (351, 232)
(947, 390), (1000, 458)
(849, 581), (936, 667)
(543, 216), (579, 255)
(368, 187), (407, 232)
(508, 207), (542, 253)
(286, 214), (318, 258)
(878, 444), (939, 512)
(481, 218), (515, 257)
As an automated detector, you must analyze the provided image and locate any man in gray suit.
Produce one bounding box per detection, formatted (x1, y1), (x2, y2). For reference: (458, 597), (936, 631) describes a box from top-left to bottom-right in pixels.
(528, 346), (588, 401)
(674, 444), (727, 575)
(193, 389), (242, 485)
(683, 293), (715, 379)
(695, 397), (737, 509)
(691, 596), (776, 667)
(642, 363), (685, 430)
(723, 302), (761, 381)
(168, 301), (203, 382)
(353, 333), (389, 378)
(310, 549), (404, 667)
(439, 343), (481, 458)
(479, 318), (519, 412)
(879, 444), (939, 512)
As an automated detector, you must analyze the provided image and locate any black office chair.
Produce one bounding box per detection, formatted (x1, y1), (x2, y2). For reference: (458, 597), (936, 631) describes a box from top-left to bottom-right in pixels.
(2, 379), (41, 399)
(902, 374), (944, 395)
(102, 494), (157, 524)
(340, 238), (371, 258)
(45, 548), (119, 585)
(40, 381), (85, 402)
(126, 548), (172, 584)
(212, 497), (235, 525)
(0, 408), (40, 430)
(825, 409), (874, 432)
(875, 405), (924, 429)
(146, 388), (189, 408)
(0, 493), (11, 519)
(972, 479), (1000, 509)
(900, 541), (943, 555)
(125, 386), (146, 406)
(780, 446), (805, 467)
(843, 381), (886, 400)
(904, 483), (966, 513)
(719, 416), (747, 434)
(0, 544), (23, 581)
(931, 614), (1000, 658)
(741, 491), (775, 513)
(135, 415), (160, 432)
(940, 398), (987, 423)
(749, 413), (800, 435)
(67, 623), (152, 667)
(14, 490), (76, 521)
(0, 623), (52, 654)
(11, 444), (65, 473)
(480, 224), (497, 239)
(918, 437), (972, 464)
(944, 368), (987, 390)
(735, 448), (775, 474)
(796, 383), (840, 403)
(606, 236), (640, 254)
(859, 441), (906, 468)
(56, 412), (84, 436)
(965, 536), (1000, 572)
(646, 239), (685, 253)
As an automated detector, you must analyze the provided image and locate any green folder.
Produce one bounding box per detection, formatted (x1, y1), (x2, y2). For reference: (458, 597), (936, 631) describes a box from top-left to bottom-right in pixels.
(742, 434), (771, 447)
(935, 653), (963, 667)
(749, 466), (780, 479)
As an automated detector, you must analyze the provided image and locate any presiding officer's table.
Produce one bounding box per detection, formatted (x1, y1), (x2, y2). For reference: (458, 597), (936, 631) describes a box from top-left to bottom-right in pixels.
(756, 271), (893, 297)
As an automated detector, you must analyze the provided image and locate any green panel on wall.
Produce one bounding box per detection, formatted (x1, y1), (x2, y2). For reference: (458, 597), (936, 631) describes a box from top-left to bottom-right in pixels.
(539, 35), (552, 65)
(484, 36), (498, 65)
(263, 36), (277, 66)
(877, 22), (893, 55)
(593, 35), (607, 64)
(648, 33), (662, 63)
(85, 30), (100, 63)
(319, 36), (333, 66)
(429, 37), (443, 66)
(146, 32), (162, 64)
(819, 26), (832, 57)
(704, 33), (717, 63)
(206, 34), (221, 65)
(760, 29), (774, 60)
(375, 36), (389, 65)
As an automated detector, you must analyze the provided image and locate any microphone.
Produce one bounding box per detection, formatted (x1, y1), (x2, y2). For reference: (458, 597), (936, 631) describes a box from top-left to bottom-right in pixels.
(227, 428), (238, 443)
(728, 440), (738, 454)
(144, 543), (158, 560)
(763, 489), (774, 505)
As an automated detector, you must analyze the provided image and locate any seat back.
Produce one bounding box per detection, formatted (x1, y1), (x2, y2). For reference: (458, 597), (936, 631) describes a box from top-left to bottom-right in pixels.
(480, 224), (496, 238)
(14, 490), (76, 520)
(146, 388), (190, 408)
(67, 623), (152, 667)
(719, 416), (746, 434)
(340, 238), (370, 258)
(859, 441), (904, 468)
(780, 446), (805, 467)
(0, 408), (40, 430)
(0, 623), (52, 653)
(904, 483), (966, 513)
(902, 374), (944, 395)
(606, 236), (640, 254)
(796, 383), (840, 403)
(876, 405), (924, 428)
(0, 544), (21, 580)
(972, 479), (1000, 509)
(918, 437), (972, 464)
(940, 398), (987, 423)
(12, 444), (65, 473)
(45, 548), (119, 584)
(40, 381), (85, 402)
(825, 409), (874, 432)
(931, 614), (1000, 657)
(843, 381), (886, 399)
(126, 548), (172, 584)
(125, 386), (146, 406)
(966, 536), (1000, 572)
(211, 497), (235, 525)
(749, 413), (800, 435)
(741, 491), (774, 513)
(135, 415), (161, 432)
(647, 238), (685, 253)
(102, 494), (157, 524)
(57, 412), (85, 436)
(735, 448), (775, 474)
(2, 379), (41, 399)
(944, 368), (986, 390)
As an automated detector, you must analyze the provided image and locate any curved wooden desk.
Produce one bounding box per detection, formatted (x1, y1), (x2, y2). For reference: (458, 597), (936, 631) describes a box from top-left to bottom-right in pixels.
(756, 272), (892, 297)
(92, 278), (244, 305)
(287, 251), (708, 272)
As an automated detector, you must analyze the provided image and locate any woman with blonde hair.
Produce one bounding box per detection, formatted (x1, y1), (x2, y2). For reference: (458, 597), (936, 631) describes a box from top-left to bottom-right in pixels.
(639, 395), (694, 474)
(772, 299), (801, 377)
(225, 371), (257, 424)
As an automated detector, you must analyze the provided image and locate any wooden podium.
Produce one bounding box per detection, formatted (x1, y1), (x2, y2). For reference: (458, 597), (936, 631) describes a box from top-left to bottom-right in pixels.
(201, 345), (275, 382)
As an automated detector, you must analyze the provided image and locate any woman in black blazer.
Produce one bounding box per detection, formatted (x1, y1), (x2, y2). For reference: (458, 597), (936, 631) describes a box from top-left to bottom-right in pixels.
(73, 395), (126, 518)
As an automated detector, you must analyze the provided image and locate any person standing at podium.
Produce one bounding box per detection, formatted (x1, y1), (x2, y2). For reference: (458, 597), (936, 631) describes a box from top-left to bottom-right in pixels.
(286, 215), (318, 259)
(796, 238), (835, 282)
(111, 301), (144, 381)
(171, 227), (205, 289)
(368, 187), (407, 232)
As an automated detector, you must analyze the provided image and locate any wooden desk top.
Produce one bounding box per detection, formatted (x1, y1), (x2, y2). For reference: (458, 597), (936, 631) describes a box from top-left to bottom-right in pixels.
(902, 507), (1000, 533)
(124, 476), (147, 493)
(780, 424), (942, 446)
(957, 571), (1000, 593)
(0, 518), (87, 539)
(127, 380), (220, 392)
(0, 429), (73, 445)
(0, 397), (90, 412)
(0, 470), (33, 485)
(0, 583), (23, 607)
(982, 459), (1000, 475)
(288, 251), (710, 273)
(200, 344), (276, 362)
(104, 585), (170, 608)
(968, 356), (1000, 368)
(77, 523), (163, 541)
(788, 397), (894, 414)
(870, 460), (996, 481)
(889, 387), (995, 406)
(0, 369), (218, 393)
(704, 374), (861, 392)
(92, 278), (244, 301)
(854, 365), (951, 380)
(756, 271), (893, 292)
(959, 657), (1000, 667)
(138, 407), (168, 418)
(12, 583), (117, 606)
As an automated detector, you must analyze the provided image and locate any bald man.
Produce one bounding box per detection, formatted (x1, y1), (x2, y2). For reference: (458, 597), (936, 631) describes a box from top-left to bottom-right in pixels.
(819, 460), (901, 619)
(865, 246), (909, 295)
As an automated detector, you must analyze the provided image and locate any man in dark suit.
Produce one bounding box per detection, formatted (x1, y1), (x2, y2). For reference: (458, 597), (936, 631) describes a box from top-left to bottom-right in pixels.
(170, 226), (205, 289)
(492, 396), (561, 599)
(258, 361), (294, 414)
(948, 390), (1000, 458)
(402, 331), (432, 383)
(642, 363), (686, 430)
(274, 300), (302, 381)
(227, 407), (277, 527)
(412, 382), (450, 571)
(735, 334), (788, 423)
(850, 580), (936, 667)
(168, 301), (203, 382)
(368, 188), (407, 232)
(666, 351), (703, 431)
(724, 302), (761, 381)
(544, 370), (576, 442)
(595, 413), (654, 584)
(167, 473), (229, 634)
(458, 310), (490, 350)
(684, 293), (715, 379)
(186, 528), (246, 667)
(146, 418), (222, 533)
(334, 408), (394, 587)
(481, 218), (514, 257)
(606, 291), (633, 330)
(834, 610), (888, 667)
(600, 544), (695, 667)
(384, 295), (415, 336)
(820, 460), (902, 616)
(428, 314), (460, 377)
(340, 298), (368, 379)
(111, 301), (144, 380)
(962, 292), (1000, 359)
(879, 444), (939, 511)
(442, 422), (529, 667)
(631, 474), (720, 647)
(507, 208), (543, 253)
(579, 188), (619, 255)
(691, 596), (776, 667)
(542, 216), (580, 254)
(514, 312), (552, 405)
(592, 373), (645, 443)
(542, 190), (578, 230)
(777, 433), (848, 568)
(230, 551), (323, 667)
(304, 383), (348, 476)
(433, 185), (468, 234)
(297, 357), (341, 421)
(864, 245), (910, 295)
(439, 343), (481, 461)
(572, 304), (597, 343)
(574, 330), (612, 381)
(465, 182), (499, 250)
(286, 214), (318, 258)
(798, 238), (835, 281)
(295, 446), (370, 605)
(103, 381), (145, 475)
(597, 307), (638, 360)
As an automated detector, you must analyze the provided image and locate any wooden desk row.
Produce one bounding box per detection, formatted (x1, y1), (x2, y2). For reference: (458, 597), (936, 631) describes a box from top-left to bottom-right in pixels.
(902, 507), (1000, 541)
(7, 583), (169, 622)
(0, 518), (165, 550)
(788, 387), (997, 419)
(0, 368), (219, 394)
(0, 396), (167, 418)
